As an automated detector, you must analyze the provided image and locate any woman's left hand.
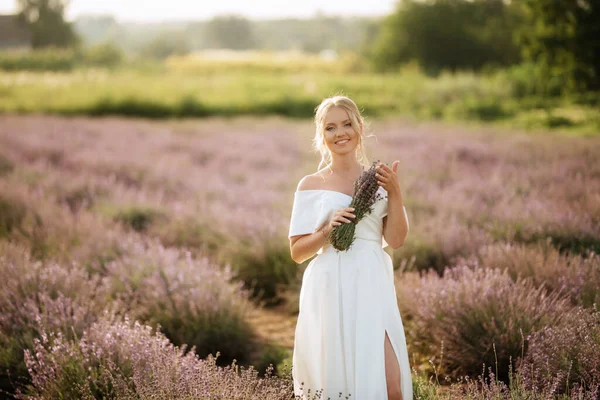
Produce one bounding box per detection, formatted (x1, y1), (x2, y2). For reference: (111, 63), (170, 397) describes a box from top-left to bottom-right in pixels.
(375, 160), (401, 196)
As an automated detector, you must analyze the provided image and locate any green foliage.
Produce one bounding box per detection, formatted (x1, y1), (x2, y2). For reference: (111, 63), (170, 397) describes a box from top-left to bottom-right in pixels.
(83, 94), (317, 119)
(369, 0), (522, 73)
(498, 62), (566, 98)
(0, 65), (598, 132)
(140, 31), (190, 60)
(0, 153), (15, 176)
(490, 221), (600, 257)
(81, 42), (124, 67)
(445, 97), (513, 121)
(113, 206), (166, 232)
(203, 15), (256, 50)
(155, 219), (227, 254)
(0, 44), (123, 71)
(516, 0), (600, 93)
(254, 343), (290, 376)
(152, 306), (255, 367)
(0, 48), (77, 71)
(0, 194), (26, 238)
(404, 266), (573, 382)
(88, 96), (175, 118)
(394, 238), (451, 275)
(0, 330), (32, 394)
(229, 239), (300, 306)
(17, 0), (78, 49)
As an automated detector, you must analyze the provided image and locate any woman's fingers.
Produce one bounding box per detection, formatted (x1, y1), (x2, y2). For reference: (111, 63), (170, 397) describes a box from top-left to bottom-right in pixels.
(378, 163), (392, 173)
(330, 207), (356, 227)
(334, 215), (352, 224)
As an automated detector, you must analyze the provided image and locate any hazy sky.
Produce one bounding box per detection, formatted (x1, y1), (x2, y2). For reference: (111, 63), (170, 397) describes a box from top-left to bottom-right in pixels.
(0, 0), (395, 21)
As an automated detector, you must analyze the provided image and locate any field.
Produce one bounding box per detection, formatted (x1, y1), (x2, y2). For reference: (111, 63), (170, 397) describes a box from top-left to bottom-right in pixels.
(0, 51), (599, 135)
(0, 111), (599, 398)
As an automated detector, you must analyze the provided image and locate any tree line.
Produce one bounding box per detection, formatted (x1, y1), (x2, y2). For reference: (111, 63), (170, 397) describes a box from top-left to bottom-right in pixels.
(12, 0), (600, 93)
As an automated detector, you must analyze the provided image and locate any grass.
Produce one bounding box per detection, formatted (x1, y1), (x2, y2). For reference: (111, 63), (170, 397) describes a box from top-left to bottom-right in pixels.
(0, 55), (598, 134)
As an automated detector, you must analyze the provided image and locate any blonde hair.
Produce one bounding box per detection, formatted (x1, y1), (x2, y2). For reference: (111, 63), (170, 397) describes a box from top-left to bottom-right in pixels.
(312, 95), (371, 171)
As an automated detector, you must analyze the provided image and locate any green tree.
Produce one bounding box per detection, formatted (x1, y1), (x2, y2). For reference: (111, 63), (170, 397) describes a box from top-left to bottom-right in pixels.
(203, 15), (256, 50)
(368, 0), (522, 74)
(516, 0), (600, 93)
(140, 31), (190, 60)
(17, 0), (78, 48)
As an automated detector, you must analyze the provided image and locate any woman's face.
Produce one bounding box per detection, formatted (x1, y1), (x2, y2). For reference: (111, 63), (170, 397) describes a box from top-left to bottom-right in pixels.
(322, 106), (361, 155)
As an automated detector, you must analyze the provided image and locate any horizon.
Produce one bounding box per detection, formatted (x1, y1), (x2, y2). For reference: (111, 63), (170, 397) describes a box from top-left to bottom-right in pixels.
(0, 0), (394, 23)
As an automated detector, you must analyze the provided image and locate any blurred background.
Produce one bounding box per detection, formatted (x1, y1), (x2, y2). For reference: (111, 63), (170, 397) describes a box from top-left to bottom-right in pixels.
(0, 0), (598, 129)
(0, 1), (599, 399)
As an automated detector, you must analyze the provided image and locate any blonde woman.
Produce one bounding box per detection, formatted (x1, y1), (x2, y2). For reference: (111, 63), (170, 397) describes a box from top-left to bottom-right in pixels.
(288, 95), (412, 399)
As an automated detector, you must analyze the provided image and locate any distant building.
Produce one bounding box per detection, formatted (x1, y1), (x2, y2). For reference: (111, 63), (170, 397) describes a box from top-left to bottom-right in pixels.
(0, 15), (32, 51)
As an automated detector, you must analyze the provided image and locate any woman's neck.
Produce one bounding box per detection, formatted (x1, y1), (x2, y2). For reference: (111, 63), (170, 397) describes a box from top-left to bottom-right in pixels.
(329, 154), (362, 172)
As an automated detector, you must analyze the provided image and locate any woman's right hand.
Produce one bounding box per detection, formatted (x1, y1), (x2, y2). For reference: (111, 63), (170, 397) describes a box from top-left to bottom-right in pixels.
(324, 207), (356, 235)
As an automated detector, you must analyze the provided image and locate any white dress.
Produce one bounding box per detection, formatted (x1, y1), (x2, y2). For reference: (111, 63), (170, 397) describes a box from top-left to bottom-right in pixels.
(288, 187), (413, 400)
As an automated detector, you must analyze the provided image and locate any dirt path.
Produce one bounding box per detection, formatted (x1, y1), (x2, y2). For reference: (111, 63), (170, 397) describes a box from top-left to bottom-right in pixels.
(246, 306), (297, 351)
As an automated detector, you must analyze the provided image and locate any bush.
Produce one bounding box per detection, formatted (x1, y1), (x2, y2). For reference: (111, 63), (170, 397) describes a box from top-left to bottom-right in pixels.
(140, 32), (190, 60)
(399, 265), (573, 381)
(56, 183), (101, 213)
(0, 242), (111, 394)
(113, 205), (167, 232)
(103, 237), (256, 366)
(518, 306), (600, 395)
(0, 153), (14, 176)
(394, 222), (489, 276)
(0, 49), (77, 71)
(395, 237), (451, 275)
(445, 97), (512, 121)
(87, 97), (175, 118)
(254, 343), (290, 376)
(16, 313), (295, 399)
(229, 237), (301, 306)
(489, 220), (600, 257)
(501, 62), (565, 98)
(154, 218), (227, 254)
(0, 45), (123, 72)
(471, 242), (600, 309)
(0, 194), (27, 238)
(81, 42), (124, 67)
(408, 360), (598, 399)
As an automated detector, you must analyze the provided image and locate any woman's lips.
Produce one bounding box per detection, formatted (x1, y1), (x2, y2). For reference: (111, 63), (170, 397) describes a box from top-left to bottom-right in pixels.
(336, 139), (349, 145)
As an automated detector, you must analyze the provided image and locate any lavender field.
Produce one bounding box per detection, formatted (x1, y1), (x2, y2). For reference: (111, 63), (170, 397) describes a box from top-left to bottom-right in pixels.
(0, 115), (599, 399)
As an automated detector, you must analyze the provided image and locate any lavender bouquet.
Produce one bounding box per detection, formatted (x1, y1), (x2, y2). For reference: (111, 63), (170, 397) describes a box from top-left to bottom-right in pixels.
(327, 160), (387, 251)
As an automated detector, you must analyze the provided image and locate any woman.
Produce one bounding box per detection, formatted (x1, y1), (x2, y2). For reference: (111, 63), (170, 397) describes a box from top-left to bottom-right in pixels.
(288, 95), (413, 400)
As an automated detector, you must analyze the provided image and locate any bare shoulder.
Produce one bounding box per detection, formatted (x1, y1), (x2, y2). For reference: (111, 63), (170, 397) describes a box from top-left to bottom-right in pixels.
(296, 170), (328, 191)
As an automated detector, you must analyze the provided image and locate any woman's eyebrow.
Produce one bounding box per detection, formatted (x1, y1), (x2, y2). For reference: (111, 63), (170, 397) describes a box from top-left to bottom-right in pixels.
(326, 119), (351, 125)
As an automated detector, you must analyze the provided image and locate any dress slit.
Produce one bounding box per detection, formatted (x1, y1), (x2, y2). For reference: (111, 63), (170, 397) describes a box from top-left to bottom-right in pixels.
(384, 328), (403, 400)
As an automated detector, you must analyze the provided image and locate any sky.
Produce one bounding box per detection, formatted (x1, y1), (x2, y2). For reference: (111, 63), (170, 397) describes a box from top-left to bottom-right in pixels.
(0, 0), (396, 22)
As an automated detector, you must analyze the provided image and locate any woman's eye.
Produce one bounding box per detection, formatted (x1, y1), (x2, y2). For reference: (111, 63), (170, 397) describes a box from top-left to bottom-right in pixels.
(326, 127), (333, 131)
(345, 123), (351, 127)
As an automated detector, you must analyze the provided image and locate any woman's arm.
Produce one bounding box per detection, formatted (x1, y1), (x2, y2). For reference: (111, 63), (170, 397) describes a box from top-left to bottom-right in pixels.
(377, 161), (409, 249)
(289, 174), (329, 263)
(382, 190), (408, 249)
(290, 222), (331, 264)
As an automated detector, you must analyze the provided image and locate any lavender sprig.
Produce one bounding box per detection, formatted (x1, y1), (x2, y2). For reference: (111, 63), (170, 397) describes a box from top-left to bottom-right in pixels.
(327, 160), (387, 251)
